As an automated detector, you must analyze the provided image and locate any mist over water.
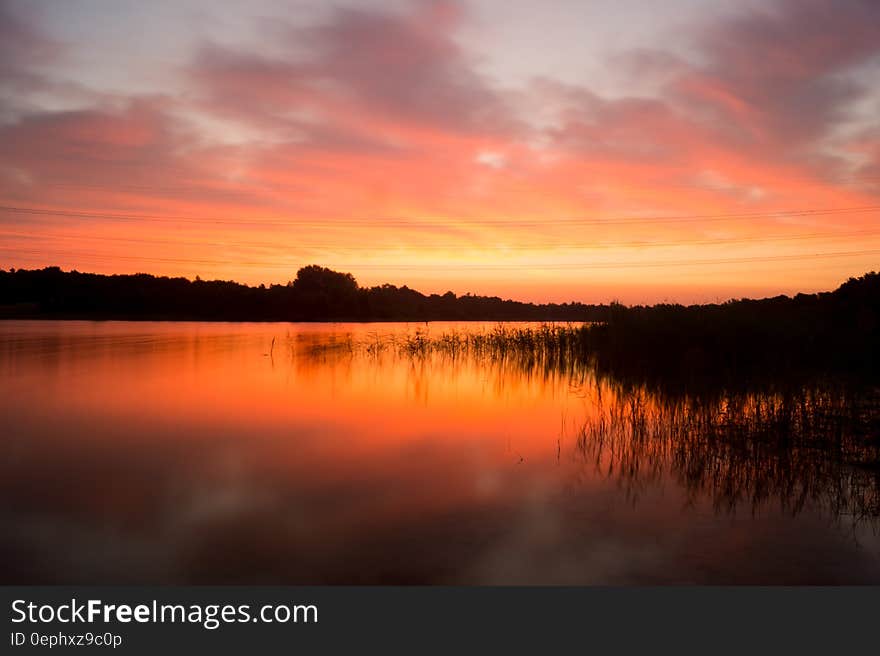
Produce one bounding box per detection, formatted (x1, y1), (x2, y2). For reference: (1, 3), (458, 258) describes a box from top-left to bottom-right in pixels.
(1, 320), (878, 584)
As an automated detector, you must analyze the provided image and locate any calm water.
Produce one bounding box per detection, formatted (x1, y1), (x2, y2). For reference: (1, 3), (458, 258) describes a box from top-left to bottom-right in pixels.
(1, 320), (878, 584)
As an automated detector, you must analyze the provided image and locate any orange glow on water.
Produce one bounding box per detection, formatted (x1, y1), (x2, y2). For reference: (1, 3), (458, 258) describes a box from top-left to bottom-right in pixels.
(2, 320), (878, 583)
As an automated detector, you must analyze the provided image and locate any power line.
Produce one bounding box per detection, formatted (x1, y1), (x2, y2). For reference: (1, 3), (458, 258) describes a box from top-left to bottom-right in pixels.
(2, 246), (878, 270)
(1, 227), (880, 251)
(1, 203), (878, 228)
(34, 174), (880, 198)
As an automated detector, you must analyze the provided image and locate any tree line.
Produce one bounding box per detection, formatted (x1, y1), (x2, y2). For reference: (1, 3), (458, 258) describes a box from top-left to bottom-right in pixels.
(2, 264), (876, 382)
(0, 265), (608, 321)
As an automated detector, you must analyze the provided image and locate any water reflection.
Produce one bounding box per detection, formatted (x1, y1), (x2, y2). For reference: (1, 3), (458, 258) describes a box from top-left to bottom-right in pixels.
(1, 320), (878, 584)
(572, 384), (880, 526)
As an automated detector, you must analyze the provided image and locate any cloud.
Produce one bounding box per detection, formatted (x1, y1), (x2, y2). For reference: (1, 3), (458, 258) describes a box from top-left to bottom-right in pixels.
(2, 0), (879, 297)
(0, 0), (111, 122)
(674, 0), (880, 151)
(475, 150), (505, 169)
(534, 0), (880, 205)
(0, 0), (62, 111)
(8, 0), (878, 210)
(0, 1), (60, 75)
(0, 97), (291, 220)
(190, 1), (522, 144)
(1, 100), (186, 183)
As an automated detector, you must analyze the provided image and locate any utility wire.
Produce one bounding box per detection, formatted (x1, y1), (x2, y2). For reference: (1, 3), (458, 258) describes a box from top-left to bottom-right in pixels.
(2, 246), (878, 270)
(1, 228), (880, 252)
(1, 203), (878, 228)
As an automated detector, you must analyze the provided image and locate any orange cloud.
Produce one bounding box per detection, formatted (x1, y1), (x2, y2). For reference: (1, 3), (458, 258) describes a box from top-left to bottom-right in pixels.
(1, 0), (879, 302)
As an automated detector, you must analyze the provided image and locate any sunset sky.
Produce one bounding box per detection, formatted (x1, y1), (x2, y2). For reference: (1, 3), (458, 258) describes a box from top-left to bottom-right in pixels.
(1, 0), (879, 303)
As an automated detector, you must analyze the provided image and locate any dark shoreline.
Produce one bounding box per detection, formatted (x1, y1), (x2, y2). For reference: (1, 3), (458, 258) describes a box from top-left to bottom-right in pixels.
(2, 266), (878, 388)
(0, 265), (607, 323)
(0, 314), (591, 323)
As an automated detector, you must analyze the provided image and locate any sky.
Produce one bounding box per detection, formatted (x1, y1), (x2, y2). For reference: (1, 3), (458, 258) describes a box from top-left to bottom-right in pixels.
(1, 0), (879, 303)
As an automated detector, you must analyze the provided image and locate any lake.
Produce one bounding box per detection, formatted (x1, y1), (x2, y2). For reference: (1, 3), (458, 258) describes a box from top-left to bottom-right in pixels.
(1, 320), (878, 584)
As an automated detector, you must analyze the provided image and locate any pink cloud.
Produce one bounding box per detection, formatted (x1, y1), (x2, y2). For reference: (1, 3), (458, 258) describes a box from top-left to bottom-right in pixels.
(1, 0), (879, 300)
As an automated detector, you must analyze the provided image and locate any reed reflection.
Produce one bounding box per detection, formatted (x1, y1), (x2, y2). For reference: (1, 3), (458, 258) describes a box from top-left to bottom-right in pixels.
(572, 383), (880, 528)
